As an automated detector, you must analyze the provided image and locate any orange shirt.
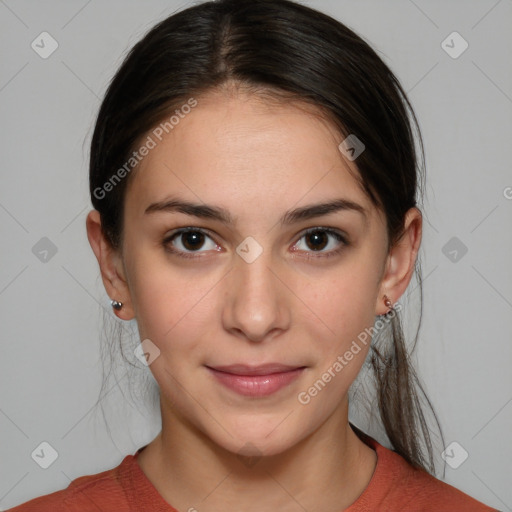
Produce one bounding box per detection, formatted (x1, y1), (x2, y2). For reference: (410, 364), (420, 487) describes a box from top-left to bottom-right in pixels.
(6, 435), (497, 511)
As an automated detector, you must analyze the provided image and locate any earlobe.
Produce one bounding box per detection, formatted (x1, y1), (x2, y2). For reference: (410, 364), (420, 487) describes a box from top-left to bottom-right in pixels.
(376, 207), (422, 315)
(85, 210), (135, 320)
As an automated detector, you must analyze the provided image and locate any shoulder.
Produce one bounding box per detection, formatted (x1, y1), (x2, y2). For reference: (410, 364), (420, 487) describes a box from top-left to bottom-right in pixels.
(347, 434), (498, 512)
(381, 451), (495, 511)
(5, 455), (134, 512)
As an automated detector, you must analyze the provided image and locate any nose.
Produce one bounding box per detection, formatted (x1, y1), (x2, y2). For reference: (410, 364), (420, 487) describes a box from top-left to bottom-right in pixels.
(222, 247), (291, 343)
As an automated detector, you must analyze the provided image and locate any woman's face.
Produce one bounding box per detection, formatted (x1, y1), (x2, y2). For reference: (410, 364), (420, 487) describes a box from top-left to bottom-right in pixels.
(113, 90), (396, 457)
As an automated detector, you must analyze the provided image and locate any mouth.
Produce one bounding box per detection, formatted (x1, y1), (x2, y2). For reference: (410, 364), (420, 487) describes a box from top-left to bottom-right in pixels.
(207, 363), (306, 376)
(205, 363), (307, 397)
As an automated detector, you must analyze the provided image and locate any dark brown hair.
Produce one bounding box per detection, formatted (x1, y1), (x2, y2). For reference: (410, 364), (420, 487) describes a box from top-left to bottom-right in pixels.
(90, 0), (442, 474)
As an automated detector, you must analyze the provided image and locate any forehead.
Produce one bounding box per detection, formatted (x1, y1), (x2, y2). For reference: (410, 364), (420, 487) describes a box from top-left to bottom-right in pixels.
(124, 91), (375, 223)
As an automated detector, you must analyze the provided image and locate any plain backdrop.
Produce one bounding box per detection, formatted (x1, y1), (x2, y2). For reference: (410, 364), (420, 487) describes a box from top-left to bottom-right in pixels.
(1, 0), (511, 510)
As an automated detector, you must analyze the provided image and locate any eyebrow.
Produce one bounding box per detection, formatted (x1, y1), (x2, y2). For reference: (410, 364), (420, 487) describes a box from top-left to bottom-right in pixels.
(144, 196), (367, 226)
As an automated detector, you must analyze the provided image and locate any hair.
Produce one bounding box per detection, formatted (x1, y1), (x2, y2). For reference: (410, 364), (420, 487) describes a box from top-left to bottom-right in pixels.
(89, 0), (443, 475)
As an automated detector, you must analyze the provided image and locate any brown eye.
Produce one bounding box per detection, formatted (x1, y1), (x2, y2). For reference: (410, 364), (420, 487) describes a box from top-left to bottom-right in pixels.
(293, 227), (348, 259)
(163, 228), (219, 258)
(180, 231), (205, 251)
(304, 230), (329, 251)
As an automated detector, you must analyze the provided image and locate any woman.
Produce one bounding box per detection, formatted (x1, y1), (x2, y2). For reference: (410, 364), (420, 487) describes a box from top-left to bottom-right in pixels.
(7, 0), (498, 510)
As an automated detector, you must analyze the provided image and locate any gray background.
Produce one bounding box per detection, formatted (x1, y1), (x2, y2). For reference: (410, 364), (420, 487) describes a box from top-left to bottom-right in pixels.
(1, 0), (511, 510)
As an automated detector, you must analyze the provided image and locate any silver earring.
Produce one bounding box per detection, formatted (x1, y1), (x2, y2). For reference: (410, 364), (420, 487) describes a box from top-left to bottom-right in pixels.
(111, 299), (123, 310)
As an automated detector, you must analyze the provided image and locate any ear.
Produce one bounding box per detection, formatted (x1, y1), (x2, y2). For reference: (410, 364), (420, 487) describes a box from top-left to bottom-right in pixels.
(86, 209), (135, 321)
(375, 207), (422, 315)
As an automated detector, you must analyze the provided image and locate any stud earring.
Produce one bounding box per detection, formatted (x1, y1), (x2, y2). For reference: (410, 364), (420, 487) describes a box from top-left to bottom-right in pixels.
(383, 294), (392, 312)
(111, 299), (123, 310)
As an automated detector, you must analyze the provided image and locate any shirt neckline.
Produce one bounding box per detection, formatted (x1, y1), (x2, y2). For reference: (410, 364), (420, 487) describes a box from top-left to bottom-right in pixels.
(122, 431), (394, 511)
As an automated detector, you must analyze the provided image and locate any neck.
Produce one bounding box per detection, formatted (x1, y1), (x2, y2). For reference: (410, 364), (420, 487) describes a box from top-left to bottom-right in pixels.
(137, 396), (377, 512)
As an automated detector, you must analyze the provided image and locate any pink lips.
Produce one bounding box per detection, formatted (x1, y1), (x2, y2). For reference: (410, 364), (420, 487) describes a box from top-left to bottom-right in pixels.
(206, 364), (306, 397)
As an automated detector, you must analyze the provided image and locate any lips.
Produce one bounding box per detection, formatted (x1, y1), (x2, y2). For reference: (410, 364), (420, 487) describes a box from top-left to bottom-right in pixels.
(205, 363), (307, 397)
(206, 363), (305, 376)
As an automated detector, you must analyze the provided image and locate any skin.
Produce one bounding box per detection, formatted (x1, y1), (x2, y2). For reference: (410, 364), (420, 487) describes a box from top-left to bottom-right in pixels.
(86, 86), (422, 512)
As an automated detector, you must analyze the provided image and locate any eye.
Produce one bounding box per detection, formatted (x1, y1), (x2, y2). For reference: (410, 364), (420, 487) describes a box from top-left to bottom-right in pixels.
(291, 227), (349, 259)
(163, 226), (349, 261)
(163, 228), (220, 259)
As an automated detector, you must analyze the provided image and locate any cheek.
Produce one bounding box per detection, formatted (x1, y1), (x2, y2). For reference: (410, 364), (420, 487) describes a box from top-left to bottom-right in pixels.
(125, 247), (180, 337)
(127, 250), (221, 351)
(297, 282), (375, 411)
(294, 259), (380, 388)
(301, 263), (379, 338)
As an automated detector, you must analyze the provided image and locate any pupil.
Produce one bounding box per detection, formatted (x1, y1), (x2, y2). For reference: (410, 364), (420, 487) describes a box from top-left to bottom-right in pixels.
(183, 231), (204, 251)
(307, 231), (327, 251)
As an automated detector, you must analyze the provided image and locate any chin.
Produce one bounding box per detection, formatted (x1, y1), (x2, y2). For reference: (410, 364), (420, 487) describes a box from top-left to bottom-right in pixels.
(212, 420), (301, 459)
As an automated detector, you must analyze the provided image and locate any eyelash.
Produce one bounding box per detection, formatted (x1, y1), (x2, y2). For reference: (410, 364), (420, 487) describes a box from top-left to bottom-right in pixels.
(162, 226), (349, 261)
